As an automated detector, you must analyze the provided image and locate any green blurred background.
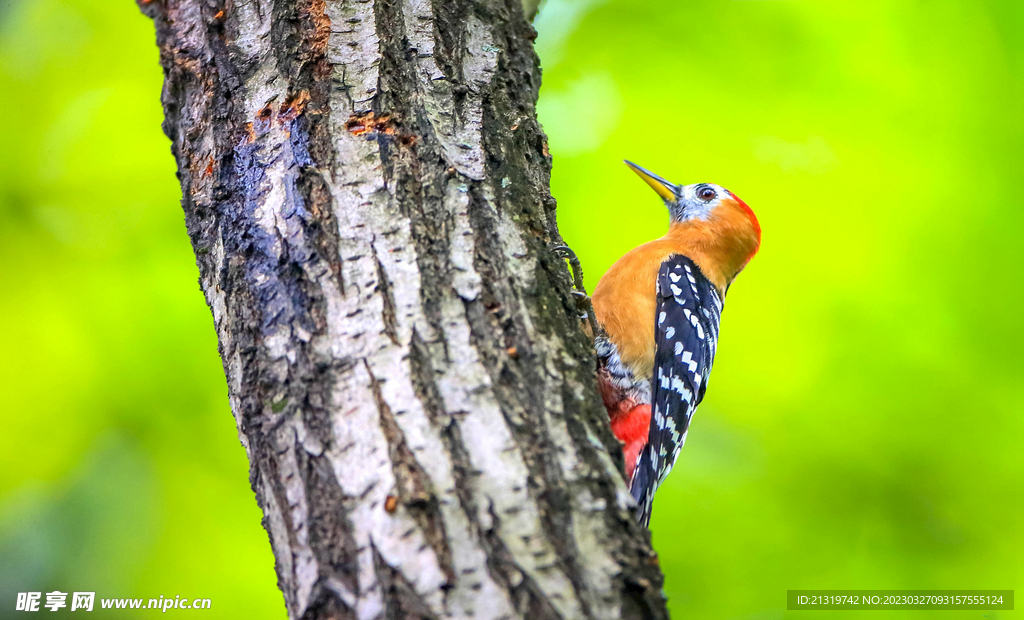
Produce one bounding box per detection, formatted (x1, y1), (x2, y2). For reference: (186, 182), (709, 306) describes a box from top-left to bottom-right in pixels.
(0, 0), (1019, 618)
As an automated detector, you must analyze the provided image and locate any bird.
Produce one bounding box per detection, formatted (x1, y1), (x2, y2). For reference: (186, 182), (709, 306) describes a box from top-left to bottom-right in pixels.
(587, 160), (761, 527)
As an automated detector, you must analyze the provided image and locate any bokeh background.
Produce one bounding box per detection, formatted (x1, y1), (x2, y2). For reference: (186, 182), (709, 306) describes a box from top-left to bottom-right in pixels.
(0, 0), (1019, 618)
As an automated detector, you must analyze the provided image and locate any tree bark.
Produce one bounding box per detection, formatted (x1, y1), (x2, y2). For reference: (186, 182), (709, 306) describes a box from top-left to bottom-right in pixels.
(139, 0), (667, 618)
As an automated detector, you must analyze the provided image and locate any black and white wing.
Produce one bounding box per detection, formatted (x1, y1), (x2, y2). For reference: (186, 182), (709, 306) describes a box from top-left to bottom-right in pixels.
(629, 254), (723, 527)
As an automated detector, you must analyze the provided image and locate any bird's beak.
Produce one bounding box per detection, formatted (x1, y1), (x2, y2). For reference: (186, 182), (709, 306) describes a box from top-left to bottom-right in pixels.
(625, 160), (678, 203)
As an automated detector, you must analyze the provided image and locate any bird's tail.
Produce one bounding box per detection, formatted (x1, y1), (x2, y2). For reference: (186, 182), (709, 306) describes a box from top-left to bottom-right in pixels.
(628, 445), (658, 528)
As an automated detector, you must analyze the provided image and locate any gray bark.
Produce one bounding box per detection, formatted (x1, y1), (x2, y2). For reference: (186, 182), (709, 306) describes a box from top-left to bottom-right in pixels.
(139, 0), (667, 618)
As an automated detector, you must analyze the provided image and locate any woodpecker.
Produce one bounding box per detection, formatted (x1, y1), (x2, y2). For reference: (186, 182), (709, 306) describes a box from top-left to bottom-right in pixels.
(589, 161), (761, 526)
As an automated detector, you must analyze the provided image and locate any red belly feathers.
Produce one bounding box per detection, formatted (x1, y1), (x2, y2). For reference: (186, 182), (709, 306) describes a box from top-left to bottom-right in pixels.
(597, 370), (651, 485)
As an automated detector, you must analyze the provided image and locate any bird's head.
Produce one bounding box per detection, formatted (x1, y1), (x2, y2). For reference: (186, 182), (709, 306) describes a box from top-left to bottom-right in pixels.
(625, 160), (761, 286)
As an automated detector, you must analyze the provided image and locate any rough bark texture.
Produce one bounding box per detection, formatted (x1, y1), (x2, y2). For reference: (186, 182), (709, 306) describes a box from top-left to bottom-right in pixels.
(140, 0), (667, 618)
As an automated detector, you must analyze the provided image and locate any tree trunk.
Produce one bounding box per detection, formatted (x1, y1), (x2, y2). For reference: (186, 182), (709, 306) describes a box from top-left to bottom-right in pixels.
(139, 0), (667, 618)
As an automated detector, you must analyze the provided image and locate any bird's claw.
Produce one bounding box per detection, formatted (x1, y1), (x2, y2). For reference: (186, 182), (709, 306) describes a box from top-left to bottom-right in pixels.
(552, 245), (586, 292)
(551, 243), (601, 337)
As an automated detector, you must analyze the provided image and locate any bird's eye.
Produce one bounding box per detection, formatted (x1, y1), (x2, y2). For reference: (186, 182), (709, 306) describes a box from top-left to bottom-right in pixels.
(698, 186), (717, 202)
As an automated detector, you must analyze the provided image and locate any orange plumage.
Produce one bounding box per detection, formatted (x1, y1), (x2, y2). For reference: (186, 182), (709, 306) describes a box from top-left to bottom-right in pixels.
(593, 195), (760, 380)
